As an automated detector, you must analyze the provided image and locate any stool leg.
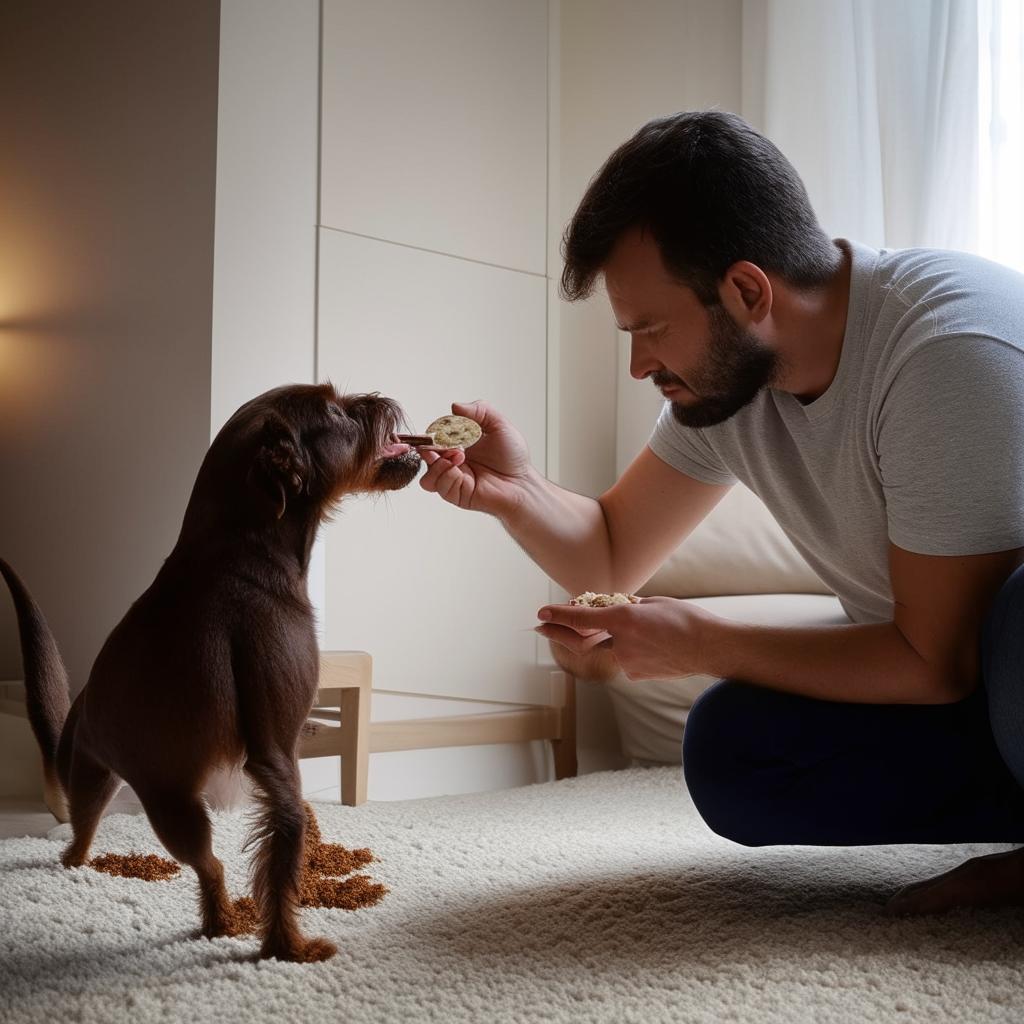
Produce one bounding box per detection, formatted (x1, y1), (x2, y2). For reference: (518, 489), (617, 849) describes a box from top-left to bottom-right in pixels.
(551, 672), (577, 780)
(340, 682), (370, 806)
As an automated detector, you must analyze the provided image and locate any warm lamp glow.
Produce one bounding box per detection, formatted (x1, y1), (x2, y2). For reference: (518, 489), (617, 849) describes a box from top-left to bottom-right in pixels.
(0, 328), (75, 423)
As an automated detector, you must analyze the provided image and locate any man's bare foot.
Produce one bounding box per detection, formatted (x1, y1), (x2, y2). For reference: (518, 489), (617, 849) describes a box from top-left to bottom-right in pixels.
(885, 846), (1024, 916)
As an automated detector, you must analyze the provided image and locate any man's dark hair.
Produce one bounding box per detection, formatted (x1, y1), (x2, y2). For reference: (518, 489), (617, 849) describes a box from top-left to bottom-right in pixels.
(561, 110), (840, 305)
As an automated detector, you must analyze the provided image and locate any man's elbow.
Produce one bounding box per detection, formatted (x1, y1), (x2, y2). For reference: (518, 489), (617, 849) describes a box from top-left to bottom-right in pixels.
(914, 670), (978, 705)
(896, 627), (979, 705)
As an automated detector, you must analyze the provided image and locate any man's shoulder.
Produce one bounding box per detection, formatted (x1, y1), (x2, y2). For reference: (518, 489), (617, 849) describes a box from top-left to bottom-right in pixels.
(874, 243), (1018, 287)
(872, 245), (1024, 339)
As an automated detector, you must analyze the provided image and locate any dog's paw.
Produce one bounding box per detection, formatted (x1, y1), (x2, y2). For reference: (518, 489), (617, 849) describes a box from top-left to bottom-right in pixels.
(261, 935), (338, 963)
(60, 847), (88, 869)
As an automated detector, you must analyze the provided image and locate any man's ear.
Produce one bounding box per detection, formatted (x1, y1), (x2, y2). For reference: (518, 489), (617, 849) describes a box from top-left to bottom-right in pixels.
(246, 413), (309, 520)
(718, 260), (772, 324)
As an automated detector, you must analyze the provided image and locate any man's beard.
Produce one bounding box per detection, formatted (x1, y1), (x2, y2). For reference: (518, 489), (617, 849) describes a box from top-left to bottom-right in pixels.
(653, 304), (779, 428)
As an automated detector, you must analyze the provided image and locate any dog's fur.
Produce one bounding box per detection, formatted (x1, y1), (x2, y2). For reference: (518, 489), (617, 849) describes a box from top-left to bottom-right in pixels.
(0, 382), (420, 963)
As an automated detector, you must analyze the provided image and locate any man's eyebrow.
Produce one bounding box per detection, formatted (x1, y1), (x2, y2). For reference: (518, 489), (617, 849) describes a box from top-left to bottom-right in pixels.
(616, 318), (656, 332)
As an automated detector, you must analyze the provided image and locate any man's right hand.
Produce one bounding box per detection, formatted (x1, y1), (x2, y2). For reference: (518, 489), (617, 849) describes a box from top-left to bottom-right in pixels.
(418, 400), (534, 519)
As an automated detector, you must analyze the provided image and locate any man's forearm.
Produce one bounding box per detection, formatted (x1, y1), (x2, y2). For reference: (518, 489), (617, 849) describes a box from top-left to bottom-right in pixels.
(699, 616), (969, 705)
(499, 467), (615, 595)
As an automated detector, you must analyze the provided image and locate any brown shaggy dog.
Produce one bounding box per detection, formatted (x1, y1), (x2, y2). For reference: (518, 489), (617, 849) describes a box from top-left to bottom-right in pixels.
(0, 382), (421, 963)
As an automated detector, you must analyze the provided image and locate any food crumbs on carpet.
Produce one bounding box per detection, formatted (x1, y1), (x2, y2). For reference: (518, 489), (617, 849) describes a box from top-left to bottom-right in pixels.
(304, 800), (376, 876)
(85, 800), (386, 933)
(226, 896), (260, 935)
(89, 852), (181, 881)
(301, 874), (388, 910)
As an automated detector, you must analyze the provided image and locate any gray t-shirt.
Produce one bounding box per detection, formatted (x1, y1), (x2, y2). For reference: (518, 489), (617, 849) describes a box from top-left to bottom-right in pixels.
(649, 240), (1024, 624)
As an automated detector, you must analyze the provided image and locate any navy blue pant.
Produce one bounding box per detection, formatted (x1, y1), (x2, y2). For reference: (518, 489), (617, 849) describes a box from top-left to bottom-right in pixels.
(681, 563), (1024, 846)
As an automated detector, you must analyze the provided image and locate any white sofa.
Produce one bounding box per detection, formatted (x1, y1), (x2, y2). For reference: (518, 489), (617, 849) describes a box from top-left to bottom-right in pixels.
(598, 482), (848, 764)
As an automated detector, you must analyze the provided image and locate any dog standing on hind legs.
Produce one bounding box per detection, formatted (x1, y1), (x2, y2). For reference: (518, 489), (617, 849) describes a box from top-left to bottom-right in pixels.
(0, 382), (422, 963)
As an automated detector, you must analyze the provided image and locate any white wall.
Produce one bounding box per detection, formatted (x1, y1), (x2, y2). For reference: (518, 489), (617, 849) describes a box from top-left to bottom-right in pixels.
(557, 0), (744, 487)
(315, 0), (557, 799)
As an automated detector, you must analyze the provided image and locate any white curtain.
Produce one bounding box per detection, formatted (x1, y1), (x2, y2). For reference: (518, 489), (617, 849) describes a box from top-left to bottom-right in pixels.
(979, 0), (1024, 272)
(741, 0), (980, 253)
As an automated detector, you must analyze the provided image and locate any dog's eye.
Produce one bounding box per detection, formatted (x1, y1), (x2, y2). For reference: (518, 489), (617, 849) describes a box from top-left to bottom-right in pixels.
(328, 404), (345, 418)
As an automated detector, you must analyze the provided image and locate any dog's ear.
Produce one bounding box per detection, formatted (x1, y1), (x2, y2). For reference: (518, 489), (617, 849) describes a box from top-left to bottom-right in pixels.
(247, 413), (309, 520)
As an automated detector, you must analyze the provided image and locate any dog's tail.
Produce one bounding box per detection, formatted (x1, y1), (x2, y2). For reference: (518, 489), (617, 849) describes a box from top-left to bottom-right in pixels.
(0, 558), (71, 820)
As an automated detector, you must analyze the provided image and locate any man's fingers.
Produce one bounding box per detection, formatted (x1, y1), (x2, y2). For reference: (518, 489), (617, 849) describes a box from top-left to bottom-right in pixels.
(418, 451), (443, 492)
(419, 450), (466, 495)
(423, 448), (465, 468)
(536, 624), (613, 652)
(433, 461), (467, 502)
(452, 399), (502, 433)
(537, 604), (619, 633)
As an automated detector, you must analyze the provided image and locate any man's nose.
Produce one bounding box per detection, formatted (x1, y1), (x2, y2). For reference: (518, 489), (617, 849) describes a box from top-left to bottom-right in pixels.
(629, 337), (660, 380)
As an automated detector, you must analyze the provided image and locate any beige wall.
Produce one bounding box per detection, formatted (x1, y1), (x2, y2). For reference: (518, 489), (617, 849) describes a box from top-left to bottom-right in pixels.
(211, 0), (319, 435)
(0, 0), (746, 802)
(0, 1), (220, 692)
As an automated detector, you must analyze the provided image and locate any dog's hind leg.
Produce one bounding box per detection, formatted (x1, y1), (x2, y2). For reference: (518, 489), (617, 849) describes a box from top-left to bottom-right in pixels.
(60, 745), (121, 868)
(243, 752), (337, 963)
(134, 788), (238, 939)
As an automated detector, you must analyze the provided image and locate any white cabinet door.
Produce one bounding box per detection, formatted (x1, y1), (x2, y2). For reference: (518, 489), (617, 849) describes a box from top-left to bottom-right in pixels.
(320, 0), (548, 275)
(317, 229), (551, 704)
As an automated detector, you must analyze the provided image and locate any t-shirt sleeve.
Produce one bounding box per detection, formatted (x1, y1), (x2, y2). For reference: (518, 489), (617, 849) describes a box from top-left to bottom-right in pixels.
(876, 335), (1024, 555)
(648, 401), (738, 486)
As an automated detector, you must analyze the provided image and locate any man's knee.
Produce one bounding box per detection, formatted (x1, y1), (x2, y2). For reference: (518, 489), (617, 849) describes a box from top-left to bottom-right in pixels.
(682, 678), (767, 773)
(684, 679), (736, 751)
(682, 679), (771, 847)
(982, 562), (1024, 653)
(981, 562), (1024, 789)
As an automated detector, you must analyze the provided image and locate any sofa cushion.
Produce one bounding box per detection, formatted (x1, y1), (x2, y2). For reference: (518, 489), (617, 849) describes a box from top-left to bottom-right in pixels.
(604, 593), (849, 764)
(637, 483), (831, 599)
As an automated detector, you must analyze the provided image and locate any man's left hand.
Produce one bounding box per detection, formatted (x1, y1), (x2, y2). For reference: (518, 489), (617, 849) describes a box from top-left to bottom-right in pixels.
(535, 596), (714, 680)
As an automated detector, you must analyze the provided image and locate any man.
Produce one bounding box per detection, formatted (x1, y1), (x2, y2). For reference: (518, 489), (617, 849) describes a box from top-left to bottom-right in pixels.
(419, 110), (1024, 912)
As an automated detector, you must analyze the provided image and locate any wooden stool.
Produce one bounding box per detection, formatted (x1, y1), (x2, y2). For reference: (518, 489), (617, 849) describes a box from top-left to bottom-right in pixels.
(298, 659), (577, 806)
(298, 651), (372, 806)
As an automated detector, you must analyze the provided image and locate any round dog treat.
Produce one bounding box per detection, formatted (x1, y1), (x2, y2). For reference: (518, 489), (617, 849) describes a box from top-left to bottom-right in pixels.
(425, 414), (482, 449)
(570, 591), (640, 607)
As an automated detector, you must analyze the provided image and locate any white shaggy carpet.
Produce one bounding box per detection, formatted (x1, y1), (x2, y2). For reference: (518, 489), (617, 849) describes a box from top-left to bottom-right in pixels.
(1, 766), (1023, 1024)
